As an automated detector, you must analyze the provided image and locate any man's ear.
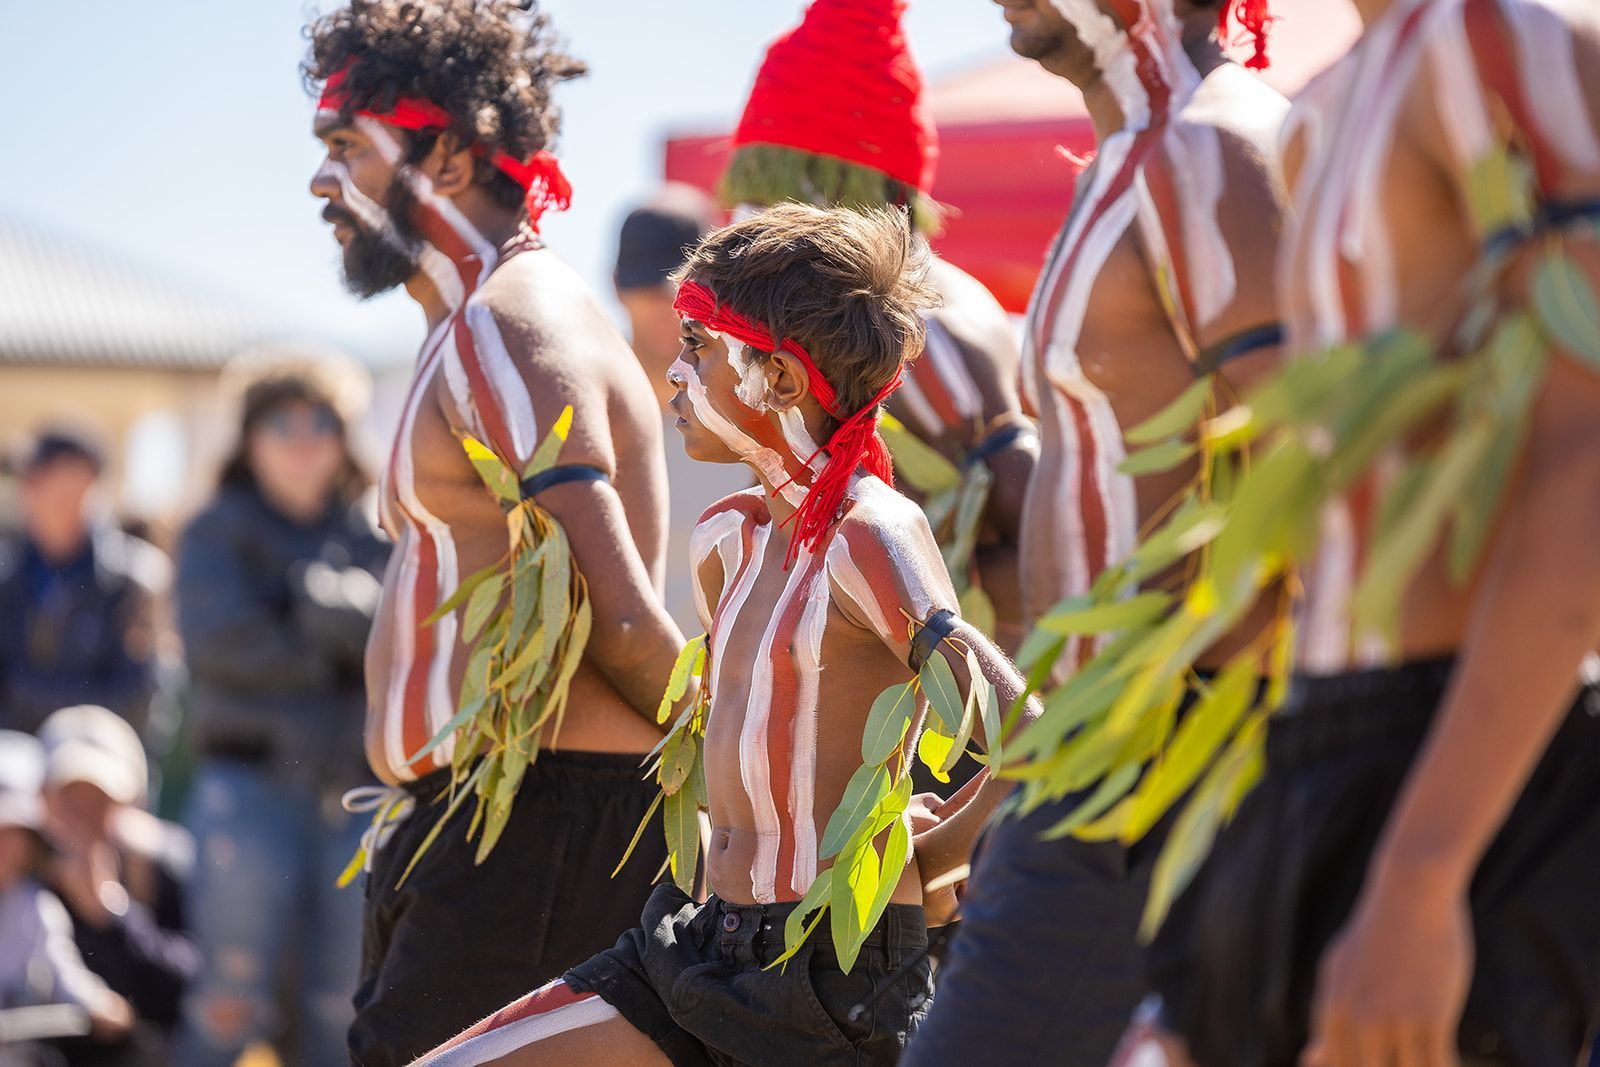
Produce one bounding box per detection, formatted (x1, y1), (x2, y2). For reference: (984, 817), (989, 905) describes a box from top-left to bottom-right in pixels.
(425, 133), (478, 198)
(763, 350), (812, 412)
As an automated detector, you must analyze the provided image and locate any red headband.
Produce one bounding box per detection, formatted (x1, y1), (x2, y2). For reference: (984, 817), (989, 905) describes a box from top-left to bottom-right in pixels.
(318, 66), (571, 234)
(673, 279), (902, 564)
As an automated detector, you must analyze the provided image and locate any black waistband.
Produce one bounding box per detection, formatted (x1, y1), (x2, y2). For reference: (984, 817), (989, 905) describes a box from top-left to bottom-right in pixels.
(710, 893), (926, 965)
(1271, 657), (1600, 769)
(399, 748), (653, 799)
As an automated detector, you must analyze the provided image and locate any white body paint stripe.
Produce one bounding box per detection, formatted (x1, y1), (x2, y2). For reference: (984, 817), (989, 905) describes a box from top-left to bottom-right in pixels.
(422, 992), (618, 1067)
(464, 302), (541, 463)
(921, 318), (984, 421)
(690, 507), (749, 633)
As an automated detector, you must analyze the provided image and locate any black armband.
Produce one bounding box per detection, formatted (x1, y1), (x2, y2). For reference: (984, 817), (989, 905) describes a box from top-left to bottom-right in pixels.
(962, 421), (1037, 469)
(519, 464), (610, 501)
(1195, 322), (1285, 376)
(907, 608), (960, 673)
(1484, 197), (1600, 259)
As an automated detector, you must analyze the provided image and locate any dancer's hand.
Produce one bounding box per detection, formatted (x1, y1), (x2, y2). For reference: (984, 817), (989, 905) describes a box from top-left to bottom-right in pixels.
(907, 793), (964, 925)
(1302, 884), (1471, 1067)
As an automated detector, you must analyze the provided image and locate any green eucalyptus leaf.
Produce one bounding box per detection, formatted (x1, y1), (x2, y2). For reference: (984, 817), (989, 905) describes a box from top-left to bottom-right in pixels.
(461, 572), (507, 643)
(462, 436), (521, 505)
(1035, 591), (1173, 637)
(917, 728), (955, 784)
(818, 764), (891, 860)
(880, 412), (962, 495)
(1124, 377), (1213, 445)
(1531, 251), (1600, 367)
(919, 653), (964, 733)
(862, 682), (918, 766)
(1119, 439), (1198, 477)
(522, 406), (575, 481)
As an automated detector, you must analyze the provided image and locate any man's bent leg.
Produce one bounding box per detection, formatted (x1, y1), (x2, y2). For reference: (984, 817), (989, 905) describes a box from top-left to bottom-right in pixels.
(418, 979), (668, 1067)
(901, 799), (1161, 1067)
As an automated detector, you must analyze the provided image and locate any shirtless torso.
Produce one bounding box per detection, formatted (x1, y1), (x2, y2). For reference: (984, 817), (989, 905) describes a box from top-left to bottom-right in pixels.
(1280, 0), (1600, 670)
(1016, 0), (1290, 670)
(314, 113), (676, 787)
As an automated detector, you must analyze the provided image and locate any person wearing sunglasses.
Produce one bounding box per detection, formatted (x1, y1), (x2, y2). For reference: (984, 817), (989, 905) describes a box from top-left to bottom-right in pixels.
(172, 359), (388, 1067)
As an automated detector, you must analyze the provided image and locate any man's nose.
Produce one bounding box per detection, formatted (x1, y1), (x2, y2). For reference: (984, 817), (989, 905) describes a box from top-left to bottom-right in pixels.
(309, 160), (340, 201)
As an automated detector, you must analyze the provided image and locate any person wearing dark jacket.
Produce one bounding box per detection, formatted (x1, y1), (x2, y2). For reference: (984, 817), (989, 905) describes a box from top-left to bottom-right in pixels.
(0, 429), (169, 737)
(39, 704), (198, 1067)
(172, 364), (386, 1067)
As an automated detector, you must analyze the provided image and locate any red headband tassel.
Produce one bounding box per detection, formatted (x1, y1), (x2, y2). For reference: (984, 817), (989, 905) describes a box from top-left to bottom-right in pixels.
(672, 280), (901, 566)
(1219, 0), (1273, 71)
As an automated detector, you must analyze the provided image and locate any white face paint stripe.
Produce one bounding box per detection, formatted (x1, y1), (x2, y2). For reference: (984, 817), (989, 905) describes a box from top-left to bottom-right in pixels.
(671, 352), (810, 508)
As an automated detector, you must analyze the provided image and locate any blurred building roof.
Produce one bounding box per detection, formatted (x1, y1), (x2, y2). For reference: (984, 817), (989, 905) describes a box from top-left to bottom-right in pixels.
(0, 213), (276, 371)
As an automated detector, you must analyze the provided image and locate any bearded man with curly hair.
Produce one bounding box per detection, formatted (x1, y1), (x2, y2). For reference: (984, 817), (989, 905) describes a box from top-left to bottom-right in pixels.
(294, 4), (685, 1064)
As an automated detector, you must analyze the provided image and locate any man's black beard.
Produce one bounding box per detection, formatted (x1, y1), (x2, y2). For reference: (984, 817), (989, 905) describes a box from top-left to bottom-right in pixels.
(1010, 25), (1074, 62)
(337, 174), (426, 299)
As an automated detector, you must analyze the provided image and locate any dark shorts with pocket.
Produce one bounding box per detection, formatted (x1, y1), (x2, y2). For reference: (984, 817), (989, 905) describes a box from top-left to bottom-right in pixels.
(1151, 658), (1600, 1067)
(566, 882), (933, 1066)
(349, 750), (665, 1067)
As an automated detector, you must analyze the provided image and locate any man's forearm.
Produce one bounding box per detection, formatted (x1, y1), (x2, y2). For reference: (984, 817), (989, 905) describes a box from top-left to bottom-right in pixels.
(1367, 389), (1600, 902)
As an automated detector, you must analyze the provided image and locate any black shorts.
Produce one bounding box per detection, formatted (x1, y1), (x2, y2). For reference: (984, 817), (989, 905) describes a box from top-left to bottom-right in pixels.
(1151, 658), (1600, 1067)
(349, 750), (665, 1067)
(899, 800), (1165, 1067)
(566, 882), (933, 1067)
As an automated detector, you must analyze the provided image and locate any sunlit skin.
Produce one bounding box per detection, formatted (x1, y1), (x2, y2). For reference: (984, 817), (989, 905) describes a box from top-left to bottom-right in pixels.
(308, 113), (678, 783)
(998, 0), (1291, 678)
(669, 316), (1035, 910)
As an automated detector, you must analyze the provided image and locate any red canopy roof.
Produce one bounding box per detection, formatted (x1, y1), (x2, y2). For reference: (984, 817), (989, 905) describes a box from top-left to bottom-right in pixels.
(663, 0), (1361, 312)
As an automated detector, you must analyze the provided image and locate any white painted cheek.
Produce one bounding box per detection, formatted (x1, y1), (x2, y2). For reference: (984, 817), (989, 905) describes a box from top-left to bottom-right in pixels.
(726, 339), (771, 411)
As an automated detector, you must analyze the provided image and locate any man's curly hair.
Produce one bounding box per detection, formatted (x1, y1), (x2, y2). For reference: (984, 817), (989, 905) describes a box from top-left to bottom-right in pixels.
(304, 0), (585, 210)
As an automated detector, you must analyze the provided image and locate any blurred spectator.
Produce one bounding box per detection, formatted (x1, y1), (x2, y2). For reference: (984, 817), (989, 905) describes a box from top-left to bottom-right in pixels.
(615, 185), (748, 633)
(0, 429), (170, 736)
(172, 364), (386, 1067)
(0, 731), (134, 1064)
(38, 706), (197, 1066)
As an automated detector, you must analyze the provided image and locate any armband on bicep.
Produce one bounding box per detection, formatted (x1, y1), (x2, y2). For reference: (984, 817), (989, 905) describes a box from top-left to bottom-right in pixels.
(1194, 322), (1285, 376)
(519, 464), (610, 501)
(907, 608), (960, 673)
(962, 420), (1038, 470)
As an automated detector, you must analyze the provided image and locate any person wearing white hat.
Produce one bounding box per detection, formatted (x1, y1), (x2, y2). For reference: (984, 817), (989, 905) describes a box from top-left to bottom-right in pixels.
(36, 705), (197, 1064)
(0, 730), (134, 1055)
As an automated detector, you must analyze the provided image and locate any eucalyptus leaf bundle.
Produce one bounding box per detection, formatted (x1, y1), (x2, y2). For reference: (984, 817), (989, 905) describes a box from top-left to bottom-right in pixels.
(1001, 141), (1600, 938)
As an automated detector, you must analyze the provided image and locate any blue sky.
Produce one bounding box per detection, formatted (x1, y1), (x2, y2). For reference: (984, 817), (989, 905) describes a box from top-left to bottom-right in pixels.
(3, 1), (1008, 365)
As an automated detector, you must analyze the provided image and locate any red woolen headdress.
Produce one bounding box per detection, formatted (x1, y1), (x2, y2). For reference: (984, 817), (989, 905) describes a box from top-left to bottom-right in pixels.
(318, 65), (571, 235)
(673, 280), (901, 565)
(722, 0), (939, 229)
(1218, 0), (1274, 71)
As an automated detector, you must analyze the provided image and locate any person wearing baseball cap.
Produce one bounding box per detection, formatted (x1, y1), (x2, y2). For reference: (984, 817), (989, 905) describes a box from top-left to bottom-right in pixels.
(37, 705), (198, 1062)
(0, 729), (134, 1051)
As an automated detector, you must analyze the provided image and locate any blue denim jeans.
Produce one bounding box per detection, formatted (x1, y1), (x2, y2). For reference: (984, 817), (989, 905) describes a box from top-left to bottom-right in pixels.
(173, 761), (366, 1067)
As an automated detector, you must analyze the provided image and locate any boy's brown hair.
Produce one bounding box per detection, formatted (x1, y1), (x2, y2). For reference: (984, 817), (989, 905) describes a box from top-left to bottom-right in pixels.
(673, 203), (940, 417)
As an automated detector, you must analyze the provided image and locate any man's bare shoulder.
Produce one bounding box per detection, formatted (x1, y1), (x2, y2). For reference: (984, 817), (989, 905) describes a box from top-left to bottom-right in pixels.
(925, 257), (1020, 376)
(837, 478), (939, 555)
(1178, 65), (1292, 169)
(469, 249), (634, 370)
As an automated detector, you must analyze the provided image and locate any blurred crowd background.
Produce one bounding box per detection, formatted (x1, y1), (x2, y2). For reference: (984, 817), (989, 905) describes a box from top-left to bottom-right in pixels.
(0, 1), (1357, 1064)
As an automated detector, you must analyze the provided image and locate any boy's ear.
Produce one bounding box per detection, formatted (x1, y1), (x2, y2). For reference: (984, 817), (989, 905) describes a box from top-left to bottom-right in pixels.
(763, 350), (812, 412)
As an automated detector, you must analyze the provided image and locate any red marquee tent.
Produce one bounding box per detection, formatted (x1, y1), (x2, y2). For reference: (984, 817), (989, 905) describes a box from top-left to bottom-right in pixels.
(663, 0), (1361, 313)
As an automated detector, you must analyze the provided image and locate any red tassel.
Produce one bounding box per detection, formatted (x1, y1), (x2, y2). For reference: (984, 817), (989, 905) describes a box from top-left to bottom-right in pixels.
(1218, 0), (1273, 71)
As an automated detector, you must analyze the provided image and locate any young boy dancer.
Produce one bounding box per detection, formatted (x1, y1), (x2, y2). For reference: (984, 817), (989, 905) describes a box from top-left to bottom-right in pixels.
(415, 204), (1039, 1067)
(721, 0), (1038, 654)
